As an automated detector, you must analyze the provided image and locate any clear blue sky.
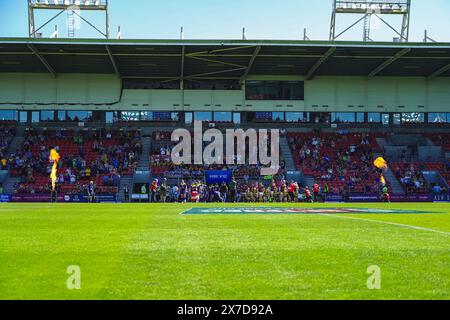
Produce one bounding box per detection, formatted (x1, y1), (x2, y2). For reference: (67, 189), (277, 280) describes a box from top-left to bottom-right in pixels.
(0, 0), (449, 41)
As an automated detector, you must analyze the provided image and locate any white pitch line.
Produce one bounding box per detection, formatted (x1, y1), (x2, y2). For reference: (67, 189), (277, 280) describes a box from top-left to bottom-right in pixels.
(319, 214), (450, 237)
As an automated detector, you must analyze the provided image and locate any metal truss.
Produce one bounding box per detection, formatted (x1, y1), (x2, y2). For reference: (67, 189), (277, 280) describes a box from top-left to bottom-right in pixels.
(28, 0), (109, 39)
(330, 0), (411, 42)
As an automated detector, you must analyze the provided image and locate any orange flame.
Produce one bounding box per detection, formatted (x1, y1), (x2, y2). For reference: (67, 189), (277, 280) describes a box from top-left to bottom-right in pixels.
(373, 157), (388, 170)
(380, 174), (386, 186)
(49, 149), (60, 192)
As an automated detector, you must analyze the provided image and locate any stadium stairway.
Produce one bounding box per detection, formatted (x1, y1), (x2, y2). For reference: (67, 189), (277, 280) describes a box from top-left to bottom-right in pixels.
(1, 132), (25, 195)
(279, 136), (296, 171)
(7, 135), (24, 155)
(137, 135), (151, 171)
(117, 175), (134, 203)
(376, 137), (387, 150)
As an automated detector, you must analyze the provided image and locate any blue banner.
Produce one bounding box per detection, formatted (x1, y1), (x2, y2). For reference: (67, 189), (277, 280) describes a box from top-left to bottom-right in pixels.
(205, 171), (232, 184)
(63, 194), (117, 203)
(0, 194), (11, 203)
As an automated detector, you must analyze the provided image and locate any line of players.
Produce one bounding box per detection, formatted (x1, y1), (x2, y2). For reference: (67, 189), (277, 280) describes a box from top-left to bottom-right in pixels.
(128, 178), (324, 203)
(88, 178), (390, 203)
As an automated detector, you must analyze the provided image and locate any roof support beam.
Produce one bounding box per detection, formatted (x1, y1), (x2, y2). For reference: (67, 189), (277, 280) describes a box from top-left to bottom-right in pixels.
(105, 45), (120, 78)
(186, 67), (247, 79)
(305, 46), (336, 80)
(187, 45), (256, 57)
(180, 46), (185, 89)
(187, 55), (247, 69)
(368, 48), (410, 79)
(242, 46), (261, 78)
(27, 44), (56, 77)
(427, 63), (450, 80)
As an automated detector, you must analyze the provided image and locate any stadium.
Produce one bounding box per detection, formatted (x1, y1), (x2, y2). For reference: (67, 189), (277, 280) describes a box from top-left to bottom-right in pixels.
(0, 0), (449, 301)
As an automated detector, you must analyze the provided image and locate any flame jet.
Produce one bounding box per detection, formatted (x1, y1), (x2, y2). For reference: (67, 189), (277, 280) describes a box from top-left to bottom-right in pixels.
(49, 149), (60, 192)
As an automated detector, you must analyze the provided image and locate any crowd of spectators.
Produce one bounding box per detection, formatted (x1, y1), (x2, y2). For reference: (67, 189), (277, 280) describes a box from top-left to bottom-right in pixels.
(150, 130), (285, 180)
(289, 130), (385, 194)
(392, 163), (428, 194)
(0, 126), (15, 170)
(7, 128), (141, 195)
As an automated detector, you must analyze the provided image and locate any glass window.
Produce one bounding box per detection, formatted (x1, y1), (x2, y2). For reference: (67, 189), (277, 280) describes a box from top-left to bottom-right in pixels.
(153, 112), (173, 121)
(429, 113), (447, 123)
(356, 112), (365, 123)
(19, 111), (28, 123)
(272, 112), (285, 121)
(393, 113), (401, 125)
(67, 111), (92, 122)
(214, 112), (232, 122)
(106, 112), (115, 124)
(139, 112), (153, 121)
(382, 113), (390, 126)
(233, 112), (241, 124)
(368, 113), (381, 123)
(185, 112), (193, 124)
(171, 112), (179, 121)
(0, 110), (17, 121)
(31, 111), (39, 123)
(331, 113), (355, 123)
(194, 112), (212, 122)
(246, 81), (305, 100)
(286, 112), (305, 122)
(41, 111), (54, 121)
(57, 111), (66, 121)
(120, 111), (141, 122)
(255, 112), (273, 121)
(447, 113), (450, 123)
(401, 113), (424, 123)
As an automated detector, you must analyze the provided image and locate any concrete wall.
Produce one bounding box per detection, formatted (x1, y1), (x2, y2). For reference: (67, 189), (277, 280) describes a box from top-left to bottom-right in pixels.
(0, 73), (121, 110)
(1, 73), (450, 112)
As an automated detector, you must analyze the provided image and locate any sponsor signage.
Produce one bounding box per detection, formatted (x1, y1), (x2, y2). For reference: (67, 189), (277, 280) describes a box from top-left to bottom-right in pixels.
(205, 170), (232, 184)
(0, 194), (11, 202)
(432, 193), (450, 202)
(10, 193), (116, 203)
(11, 194), (64, 202)
(324, 193), (434, 203)
(63, 194), (117, 203)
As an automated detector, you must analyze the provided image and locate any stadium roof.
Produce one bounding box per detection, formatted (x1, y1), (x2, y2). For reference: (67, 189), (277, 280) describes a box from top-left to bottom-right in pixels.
(1, 38), (450, 80)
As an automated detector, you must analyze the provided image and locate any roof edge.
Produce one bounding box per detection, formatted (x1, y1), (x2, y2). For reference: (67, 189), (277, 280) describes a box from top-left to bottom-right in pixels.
(1, 37), (450, 48)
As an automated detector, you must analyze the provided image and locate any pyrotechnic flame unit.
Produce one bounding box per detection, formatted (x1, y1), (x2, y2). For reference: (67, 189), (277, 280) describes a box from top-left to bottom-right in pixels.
(49, 148), (60, 202)
(373, 157), (388, 187)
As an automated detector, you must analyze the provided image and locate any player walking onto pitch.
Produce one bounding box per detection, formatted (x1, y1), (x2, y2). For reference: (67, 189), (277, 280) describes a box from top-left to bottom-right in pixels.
(87, 181), (96, 203)
(313, 183), (321, 202)
(304, 186), (313, 203)
(381, 185), (391, 203)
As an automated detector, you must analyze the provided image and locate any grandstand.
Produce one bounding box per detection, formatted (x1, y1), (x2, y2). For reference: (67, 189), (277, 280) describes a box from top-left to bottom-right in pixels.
(1, 38), (450, 202)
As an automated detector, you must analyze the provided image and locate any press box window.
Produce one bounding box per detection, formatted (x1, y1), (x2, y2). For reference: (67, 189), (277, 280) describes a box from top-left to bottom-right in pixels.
(246, 81), (305, 100)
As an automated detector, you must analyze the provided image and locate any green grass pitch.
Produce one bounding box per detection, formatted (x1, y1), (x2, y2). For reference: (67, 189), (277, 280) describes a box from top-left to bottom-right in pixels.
(0, 203), (449, 300)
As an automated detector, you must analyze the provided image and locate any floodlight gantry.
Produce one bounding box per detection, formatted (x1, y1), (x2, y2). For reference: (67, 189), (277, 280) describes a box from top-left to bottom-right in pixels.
(329, 0), (411, 42)
(28, 0), (110, 39)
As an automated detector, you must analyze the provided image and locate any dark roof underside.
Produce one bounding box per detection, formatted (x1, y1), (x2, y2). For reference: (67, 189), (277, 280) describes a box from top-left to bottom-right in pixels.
(1, 38), (450, 79)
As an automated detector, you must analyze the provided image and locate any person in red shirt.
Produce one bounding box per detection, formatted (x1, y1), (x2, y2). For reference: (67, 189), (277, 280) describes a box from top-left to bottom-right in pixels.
(304, 186), (313, 203)
(313, 183), (321, 202)
(191, 188), (199, 203)
(288, 182), (296, 202)
(150, 179), (158, 203)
